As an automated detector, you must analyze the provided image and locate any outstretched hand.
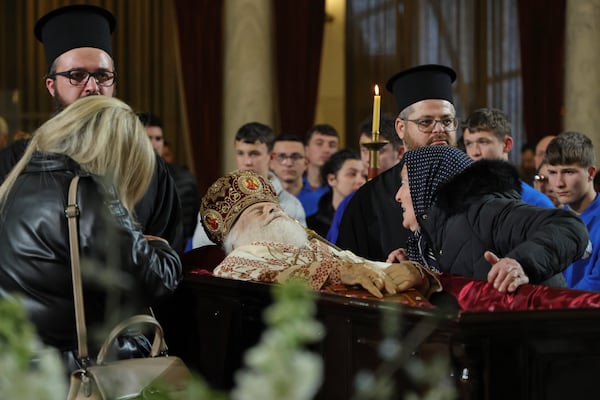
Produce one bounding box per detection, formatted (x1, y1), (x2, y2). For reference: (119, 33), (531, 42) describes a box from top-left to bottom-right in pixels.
(339, 263), (397, 298)
(485, 250), (529, 293)
(385, 261), (425, 292)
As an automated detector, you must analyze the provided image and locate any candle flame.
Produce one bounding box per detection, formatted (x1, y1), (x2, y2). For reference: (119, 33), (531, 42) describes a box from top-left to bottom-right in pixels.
(374, 84), (379, 96)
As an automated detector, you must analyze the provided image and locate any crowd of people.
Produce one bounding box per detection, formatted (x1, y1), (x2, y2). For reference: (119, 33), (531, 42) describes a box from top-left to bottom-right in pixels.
(0, 3), (598, 380)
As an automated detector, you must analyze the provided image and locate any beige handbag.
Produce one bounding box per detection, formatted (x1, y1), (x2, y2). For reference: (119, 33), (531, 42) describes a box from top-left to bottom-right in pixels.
(65, 176), (190, 399)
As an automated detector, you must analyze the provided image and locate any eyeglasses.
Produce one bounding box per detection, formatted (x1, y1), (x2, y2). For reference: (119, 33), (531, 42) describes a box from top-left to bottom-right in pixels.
(47, 69), (117, 87)
(534, 174), (548, 183)
(404, 117), (458, 133)
(274, 153), (304, 163)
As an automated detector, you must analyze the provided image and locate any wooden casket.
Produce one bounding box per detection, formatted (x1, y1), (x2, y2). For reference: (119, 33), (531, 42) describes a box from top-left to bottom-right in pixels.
(155, 246), (600, 400)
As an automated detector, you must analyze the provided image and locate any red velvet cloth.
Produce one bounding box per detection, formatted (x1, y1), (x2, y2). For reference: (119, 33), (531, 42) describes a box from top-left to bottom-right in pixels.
(183, 246), (600, 312)
(440, 274), (600, 312)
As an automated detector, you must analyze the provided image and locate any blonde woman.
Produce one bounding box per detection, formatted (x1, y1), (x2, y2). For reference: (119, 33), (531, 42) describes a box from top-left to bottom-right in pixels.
(0, 96), (182, 372)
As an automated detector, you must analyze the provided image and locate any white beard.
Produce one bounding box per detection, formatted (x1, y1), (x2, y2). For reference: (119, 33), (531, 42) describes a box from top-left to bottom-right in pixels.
(224, 216), (309, 254)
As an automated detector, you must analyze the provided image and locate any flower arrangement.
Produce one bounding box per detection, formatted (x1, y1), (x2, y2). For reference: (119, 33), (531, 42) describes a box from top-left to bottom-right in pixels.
(231, 279), (324, 400)
(179, 279), (324, 400)
(1, 280), (455, 400)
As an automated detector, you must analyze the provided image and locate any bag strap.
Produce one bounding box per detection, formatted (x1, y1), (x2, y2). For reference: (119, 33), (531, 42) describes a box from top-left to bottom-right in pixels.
(96, 314), (167, 364)
(66, 176), (90, 362)
(66, 176), (168, 366)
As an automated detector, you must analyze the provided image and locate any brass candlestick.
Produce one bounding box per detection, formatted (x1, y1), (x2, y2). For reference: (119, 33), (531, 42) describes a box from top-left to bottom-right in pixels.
(363, 132), (389, 180)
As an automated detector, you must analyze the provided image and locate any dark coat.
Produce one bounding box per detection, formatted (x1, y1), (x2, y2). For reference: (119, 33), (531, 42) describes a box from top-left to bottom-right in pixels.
(0, 139), (185, 253)
(166, 163), (201, 239)
(420, 160), (589, 285)
(336, 162), (410, 261)
(0, 153), (182, 361)
(307, 190), (335, 238)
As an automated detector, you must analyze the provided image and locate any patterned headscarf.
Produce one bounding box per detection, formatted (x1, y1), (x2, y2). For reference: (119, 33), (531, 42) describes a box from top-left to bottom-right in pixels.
(201, 170), (278, 245)
(403, 146), (474, 270)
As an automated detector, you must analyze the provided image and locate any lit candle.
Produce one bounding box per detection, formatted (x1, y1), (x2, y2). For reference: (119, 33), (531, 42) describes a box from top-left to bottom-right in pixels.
(371, 84), (380, 138)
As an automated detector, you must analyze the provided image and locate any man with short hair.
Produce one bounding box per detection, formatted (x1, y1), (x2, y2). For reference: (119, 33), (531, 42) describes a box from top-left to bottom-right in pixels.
(546, 132), (600, 291)
(269, 132), (307, 196)
(200, 170), (440, 299)
(140, 112), (166, 155)
(358, 113), (404, 173)
(233, 122), (305, 225)
(298, 124), (339, 217)
(337, 65), (458, 261)
(462, 108), (554, 208)
(139, 112), (201, 241)
(0, 4), (183, 252)
(192, 122), (306, 248)
(533, 160), (561, 207)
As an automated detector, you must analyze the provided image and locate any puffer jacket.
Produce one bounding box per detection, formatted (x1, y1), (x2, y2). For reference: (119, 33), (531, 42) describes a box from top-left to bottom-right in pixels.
(0, 153), (182, 364)
(419, 159), (589, 286)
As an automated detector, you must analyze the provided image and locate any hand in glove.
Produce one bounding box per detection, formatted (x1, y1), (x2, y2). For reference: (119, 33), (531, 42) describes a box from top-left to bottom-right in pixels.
(385, 261), (441, 297)
(339, 263), (397, 298)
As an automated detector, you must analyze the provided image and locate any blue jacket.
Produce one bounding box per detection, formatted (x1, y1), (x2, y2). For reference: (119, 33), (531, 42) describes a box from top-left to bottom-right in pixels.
(297, 175), (329, 217)
(563, 194), (600, 291)
(521, 181), (554, 208)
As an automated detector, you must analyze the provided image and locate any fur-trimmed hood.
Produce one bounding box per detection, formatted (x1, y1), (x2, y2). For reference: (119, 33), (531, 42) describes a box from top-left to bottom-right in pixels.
(404, 151), (587, 286)
(435, 159), (522, 215)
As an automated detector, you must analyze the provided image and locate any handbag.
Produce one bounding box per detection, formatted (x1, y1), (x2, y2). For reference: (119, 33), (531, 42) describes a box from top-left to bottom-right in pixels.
(64, 176), (190, 399)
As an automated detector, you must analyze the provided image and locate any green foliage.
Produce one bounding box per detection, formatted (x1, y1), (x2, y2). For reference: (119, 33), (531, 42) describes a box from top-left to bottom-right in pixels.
(0, 280), (456, 400)
(0, 297), (67, 399)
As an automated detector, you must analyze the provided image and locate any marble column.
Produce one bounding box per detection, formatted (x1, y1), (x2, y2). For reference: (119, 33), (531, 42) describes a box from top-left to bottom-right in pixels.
(222, 0), (274, 173)
(564, 0), (600, 160)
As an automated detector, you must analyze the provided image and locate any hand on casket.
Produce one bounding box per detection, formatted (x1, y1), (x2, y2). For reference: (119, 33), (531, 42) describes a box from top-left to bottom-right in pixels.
(485, 251), (530, 293)
(386, 261), (442, 298)
(339, 263), (397, 298)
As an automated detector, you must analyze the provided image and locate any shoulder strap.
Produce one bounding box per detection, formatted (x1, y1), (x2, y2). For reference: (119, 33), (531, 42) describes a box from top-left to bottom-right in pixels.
(65, 176), (89, 362)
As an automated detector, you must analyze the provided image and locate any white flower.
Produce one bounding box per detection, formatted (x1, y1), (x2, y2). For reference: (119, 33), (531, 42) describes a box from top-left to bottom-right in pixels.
(231, 280), (324, 400)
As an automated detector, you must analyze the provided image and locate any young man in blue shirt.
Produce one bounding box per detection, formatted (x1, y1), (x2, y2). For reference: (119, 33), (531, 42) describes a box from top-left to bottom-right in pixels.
(298, 124), (339, 217)
(545, 132), (599, 291)
(462, 108), (555, 208)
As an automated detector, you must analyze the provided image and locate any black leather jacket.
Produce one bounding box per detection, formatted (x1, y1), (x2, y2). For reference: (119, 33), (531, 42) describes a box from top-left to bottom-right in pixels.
(0, 139), (185, 253)
(0, 153), (182, 361)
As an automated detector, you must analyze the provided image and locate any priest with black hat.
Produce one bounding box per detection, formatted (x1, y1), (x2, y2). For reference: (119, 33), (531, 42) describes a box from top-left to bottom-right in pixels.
(35, 4), (117, 111)
(0, 4), (184, 253)
(336, 64), (458, 261)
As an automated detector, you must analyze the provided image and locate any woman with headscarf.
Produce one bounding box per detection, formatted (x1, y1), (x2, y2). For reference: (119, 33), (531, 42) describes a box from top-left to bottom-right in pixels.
(389, 146), (589, 293)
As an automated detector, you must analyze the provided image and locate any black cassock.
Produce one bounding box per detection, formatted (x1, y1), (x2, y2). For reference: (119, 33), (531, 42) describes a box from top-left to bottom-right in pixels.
(0, 139), (184, 254)
(337, 162), (411, 261)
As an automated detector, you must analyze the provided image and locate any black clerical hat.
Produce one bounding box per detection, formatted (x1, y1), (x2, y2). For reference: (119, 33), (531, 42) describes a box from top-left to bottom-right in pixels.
(34, 5), (116, 68)
(385, 64), (456, 113)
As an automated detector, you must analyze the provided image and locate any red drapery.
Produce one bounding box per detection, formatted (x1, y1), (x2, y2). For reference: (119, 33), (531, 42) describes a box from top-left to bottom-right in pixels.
(173, 0), (223, 194)
(517, 0), (566, 143)
(273, 0), (326, 139)
(174, 1), (325, 189)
